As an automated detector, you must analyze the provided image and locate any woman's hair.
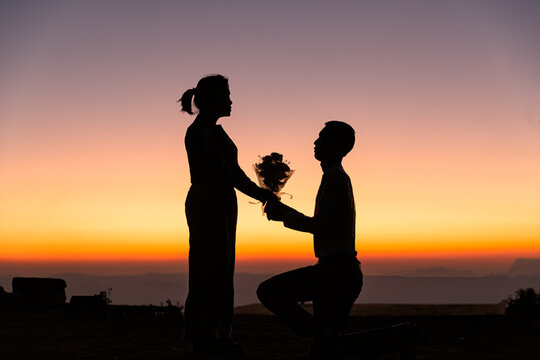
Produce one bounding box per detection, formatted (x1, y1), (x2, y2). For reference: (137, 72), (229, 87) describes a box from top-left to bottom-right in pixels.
(179, 74), (229, 115)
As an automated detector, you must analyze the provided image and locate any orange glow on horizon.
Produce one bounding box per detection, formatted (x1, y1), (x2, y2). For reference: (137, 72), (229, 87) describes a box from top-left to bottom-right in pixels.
(1, 231), (539, 263)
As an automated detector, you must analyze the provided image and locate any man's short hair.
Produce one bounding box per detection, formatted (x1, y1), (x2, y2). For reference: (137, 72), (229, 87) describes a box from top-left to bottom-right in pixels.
(324, 120), (355, 157)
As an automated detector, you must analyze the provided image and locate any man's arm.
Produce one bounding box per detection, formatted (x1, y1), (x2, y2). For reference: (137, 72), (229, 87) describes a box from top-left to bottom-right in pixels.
(265, 171), (348, 236)
(265, 200), (315, 234)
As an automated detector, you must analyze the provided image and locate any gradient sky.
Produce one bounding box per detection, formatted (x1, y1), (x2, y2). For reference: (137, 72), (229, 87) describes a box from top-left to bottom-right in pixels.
(1, 0), (539, 275)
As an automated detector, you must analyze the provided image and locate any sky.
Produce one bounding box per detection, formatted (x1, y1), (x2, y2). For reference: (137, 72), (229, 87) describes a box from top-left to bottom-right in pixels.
(1, 0), (539, 276)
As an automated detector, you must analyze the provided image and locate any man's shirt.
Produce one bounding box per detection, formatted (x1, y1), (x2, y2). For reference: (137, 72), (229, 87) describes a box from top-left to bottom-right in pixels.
(282, 164), (356, 259)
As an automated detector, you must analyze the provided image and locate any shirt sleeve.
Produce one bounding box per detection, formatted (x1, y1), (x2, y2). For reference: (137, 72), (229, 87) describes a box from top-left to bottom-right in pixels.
(215, 127), (271, 202)
(283, 172), (347, 236)
(283, 207), (315, 233)
(232, 165), (271, 202)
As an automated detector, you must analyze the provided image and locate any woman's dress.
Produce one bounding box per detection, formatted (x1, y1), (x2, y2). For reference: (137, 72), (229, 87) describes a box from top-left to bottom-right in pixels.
(184, 120), (268, 340)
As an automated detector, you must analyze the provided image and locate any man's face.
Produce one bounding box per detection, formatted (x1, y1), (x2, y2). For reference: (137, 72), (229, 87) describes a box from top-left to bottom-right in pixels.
(314, 127), (332, 161)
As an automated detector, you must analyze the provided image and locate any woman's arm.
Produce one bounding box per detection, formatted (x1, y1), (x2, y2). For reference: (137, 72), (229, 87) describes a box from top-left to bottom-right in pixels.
(232, 166), (276, 203)
(196, 126), (275, 202)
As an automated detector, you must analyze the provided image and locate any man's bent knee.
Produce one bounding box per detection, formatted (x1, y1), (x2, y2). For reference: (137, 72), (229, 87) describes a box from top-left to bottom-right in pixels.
(256, 279), (275, 305)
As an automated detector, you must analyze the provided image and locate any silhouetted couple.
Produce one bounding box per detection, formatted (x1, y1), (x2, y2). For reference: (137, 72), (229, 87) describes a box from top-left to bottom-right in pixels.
(180, 74), (362, 358)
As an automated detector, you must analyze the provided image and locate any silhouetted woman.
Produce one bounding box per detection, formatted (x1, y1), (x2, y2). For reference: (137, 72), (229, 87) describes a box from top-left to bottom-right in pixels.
(180, 74), (275, 355)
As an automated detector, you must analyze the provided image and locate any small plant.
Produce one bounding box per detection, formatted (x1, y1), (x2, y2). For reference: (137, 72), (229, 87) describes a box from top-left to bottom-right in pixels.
(506, 288), (540, 318)
(97, 287), (112, 305)
(160, 299), (180, 307)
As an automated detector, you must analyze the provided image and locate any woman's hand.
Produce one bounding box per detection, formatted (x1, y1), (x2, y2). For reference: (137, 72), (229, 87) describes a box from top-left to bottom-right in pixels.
(260, 189), (280, 204)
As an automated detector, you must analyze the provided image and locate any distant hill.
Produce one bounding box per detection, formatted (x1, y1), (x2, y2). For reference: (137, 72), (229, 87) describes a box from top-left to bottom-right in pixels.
(360, 275), (540, 304)
(0, 273), (189, 307)
(507, 258), (540, 276)
(2, 273), (540, 306)
(398, 266), (476, 277)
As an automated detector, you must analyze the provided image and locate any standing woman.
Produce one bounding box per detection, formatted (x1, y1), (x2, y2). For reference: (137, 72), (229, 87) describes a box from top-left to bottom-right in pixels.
(180, 74), (275, 354)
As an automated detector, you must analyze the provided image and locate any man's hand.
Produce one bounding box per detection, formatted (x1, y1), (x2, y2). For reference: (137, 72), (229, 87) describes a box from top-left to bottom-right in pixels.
(265, 199), (291, 222)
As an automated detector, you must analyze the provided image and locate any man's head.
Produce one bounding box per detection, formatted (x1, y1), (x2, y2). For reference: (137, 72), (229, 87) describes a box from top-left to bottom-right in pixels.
(314, 121), (355, 162)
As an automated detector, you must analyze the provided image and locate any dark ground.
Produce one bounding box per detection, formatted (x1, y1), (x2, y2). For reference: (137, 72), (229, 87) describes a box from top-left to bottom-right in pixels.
(1, 309), (539, 360)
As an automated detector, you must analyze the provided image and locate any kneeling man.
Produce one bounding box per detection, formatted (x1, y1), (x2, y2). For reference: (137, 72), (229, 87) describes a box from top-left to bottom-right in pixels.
(258, 121), (363, 358)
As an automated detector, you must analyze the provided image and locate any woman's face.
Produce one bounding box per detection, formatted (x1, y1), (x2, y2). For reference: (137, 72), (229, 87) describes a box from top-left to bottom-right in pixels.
(213, 86), (232, 118)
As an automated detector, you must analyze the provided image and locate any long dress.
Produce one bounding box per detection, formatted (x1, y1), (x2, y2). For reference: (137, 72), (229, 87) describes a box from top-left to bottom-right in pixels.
(184, 119), (267, 340)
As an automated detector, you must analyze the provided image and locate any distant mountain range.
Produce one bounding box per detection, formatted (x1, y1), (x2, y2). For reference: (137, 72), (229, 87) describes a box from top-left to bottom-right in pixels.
(1, 258), (538, 306)
(2, 273), (540, 307)
(396, 266), (476, 277)
(507, 258), (540, 276)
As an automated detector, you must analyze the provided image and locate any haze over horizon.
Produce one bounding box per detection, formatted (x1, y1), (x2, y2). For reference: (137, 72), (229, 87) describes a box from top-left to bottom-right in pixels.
(1, 257), (539, 278)
(1, 1), (539, 276)
(3, 258), (540, 306)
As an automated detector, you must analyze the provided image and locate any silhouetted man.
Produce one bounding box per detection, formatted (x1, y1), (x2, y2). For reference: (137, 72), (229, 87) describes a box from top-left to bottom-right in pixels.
(258, 121), (363, 358)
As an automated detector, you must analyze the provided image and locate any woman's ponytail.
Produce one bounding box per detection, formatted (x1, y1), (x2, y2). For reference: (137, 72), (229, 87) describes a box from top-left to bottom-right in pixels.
(179, 74), (228, 115)
(178, 88), (197, 115)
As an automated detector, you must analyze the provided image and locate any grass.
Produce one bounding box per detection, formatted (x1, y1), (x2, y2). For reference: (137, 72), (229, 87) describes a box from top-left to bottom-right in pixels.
(1, 305), (539, 359)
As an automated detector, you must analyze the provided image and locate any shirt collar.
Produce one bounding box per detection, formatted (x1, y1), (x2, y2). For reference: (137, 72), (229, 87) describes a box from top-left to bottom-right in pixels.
(322, 163), (343, 174)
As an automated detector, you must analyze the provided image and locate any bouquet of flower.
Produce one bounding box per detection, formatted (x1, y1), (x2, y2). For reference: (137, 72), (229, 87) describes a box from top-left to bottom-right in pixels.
(252, 152), (294, 214)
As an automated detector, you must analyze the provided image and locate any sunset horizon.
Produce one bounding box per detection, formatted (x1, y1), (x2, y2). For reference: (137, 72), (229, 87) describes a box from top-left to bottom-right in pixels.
(1, 1), (539, 278)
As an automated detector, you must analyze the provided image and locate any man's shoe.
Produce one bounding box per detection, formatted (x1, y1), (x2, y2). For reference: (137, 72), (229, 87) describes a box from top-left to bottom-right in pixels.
(298, 329), (343, 359)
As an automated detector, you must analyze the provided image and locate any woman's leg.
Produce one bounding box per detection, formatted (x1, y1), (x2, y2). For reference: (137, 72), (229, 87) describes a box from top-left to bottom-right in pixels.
(185, 186), (238, 342)
(185, 187), (228, 341)
(218, 189), (237, 339)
